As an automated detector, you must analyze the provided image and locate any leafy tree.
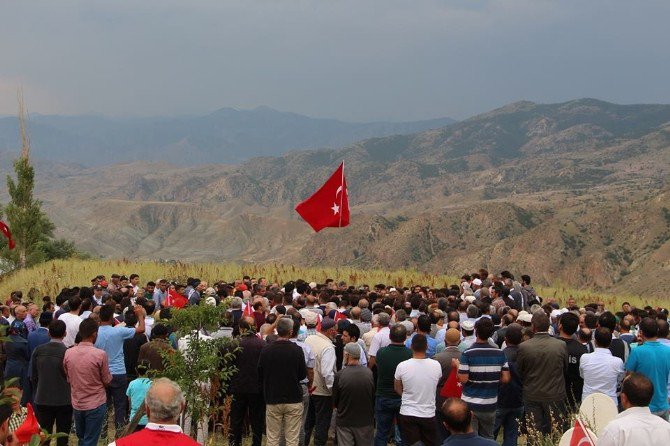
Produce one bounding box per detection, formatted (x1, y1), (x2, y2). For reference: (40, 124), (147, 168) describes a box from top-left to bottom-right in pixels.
(158, 301), (239, 442)
(0, 93), (86, 269)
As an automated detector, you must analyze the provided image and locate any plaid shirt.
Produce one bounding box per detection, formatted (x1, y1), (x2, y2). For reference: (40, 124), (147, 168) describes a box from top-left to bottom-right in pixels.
(8, 406), (27, 432)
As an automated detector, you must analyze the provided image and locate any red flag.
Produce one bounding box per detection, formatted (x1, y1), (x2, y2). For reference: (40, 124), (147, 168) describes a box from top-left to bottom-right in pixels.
(295, 162), (349, 232)
(0, 221), (15, 250)
(439, 367), (463, 398)
(333, 311), (347, 322)
(166, 289), (187, 309)
(570, 418), (595, 446)
(243, 301), (254, 317)
(13, 403), (40, 443)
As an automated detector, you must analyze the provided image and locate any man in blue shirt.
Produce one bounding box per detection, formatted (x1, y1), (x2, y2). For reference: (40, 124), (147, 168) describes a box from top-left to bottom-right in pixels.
(441, 398), (498, 446)
(405, 315), (438, 358)
(152, 279), (169, 310)
(625, 317), (670, 420)
(95, 304), (145, 438)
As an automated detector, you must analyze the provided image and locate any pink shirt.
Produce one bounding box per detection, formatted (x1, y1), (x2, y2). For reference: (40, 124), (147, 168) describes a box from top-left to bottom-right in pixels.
(63, 341), (113, 410)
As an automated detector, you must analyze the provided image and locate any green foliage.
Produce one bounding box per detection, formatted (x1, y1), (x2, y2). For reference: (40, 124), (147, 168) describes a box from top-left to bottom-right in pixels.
(157, 302), (239, 437)
(37, 238), (91, 261)
(1, 156), (86, 269)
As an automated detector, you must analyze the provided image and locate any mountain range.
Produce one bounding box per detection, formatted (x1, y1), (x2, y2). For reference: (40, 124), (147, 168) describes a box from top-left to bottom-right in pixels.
(1, 98), (669, 297)
(0, 107), (455, 166)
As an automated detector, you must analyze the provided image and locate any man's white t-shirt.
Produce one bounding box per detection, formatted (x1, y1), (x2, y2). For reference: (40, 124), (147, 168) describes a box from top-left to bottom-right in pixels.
(394, 357), (442, 418)
(58, 312), (83, 347)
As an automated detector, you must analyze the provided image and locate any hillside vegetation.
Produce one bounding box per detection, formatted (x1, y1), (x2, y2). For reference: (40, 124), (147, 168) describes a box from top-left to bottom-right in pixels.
(0, 259), (653, 309)
(1, 98), (669, 297)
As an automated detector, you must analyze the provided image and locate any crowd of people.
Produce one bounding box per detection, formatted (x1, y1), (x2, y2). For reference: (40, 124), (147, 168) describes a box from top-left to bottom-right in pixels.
(0, 269), (669, 446)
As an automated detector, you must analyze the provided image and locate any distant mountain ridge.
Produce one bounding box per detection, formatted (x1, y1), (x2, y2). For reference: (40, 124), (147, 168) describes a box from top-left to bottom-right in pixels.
(1, 98), (669, 297)
(0, 106), (456, 166)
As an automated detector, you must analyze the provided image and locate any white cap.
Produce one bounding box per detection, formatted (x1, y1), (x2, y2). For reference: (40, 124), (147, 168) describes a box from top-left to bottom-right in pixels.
(472, 278), (483, 286)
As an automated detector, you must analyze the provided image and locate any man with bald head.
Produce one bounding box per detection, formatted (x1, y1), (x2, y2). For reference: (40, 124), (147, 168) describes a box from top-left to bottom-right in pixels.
(440, 398), (497, 446)
(110, 378), (199, 445)
(11, 304), (28, 338)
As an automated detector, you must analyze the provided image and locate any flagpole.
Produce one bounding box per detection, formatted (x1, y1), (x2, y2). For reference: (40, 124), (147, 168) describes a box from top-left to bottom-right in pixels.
(338, 160), (344, 227)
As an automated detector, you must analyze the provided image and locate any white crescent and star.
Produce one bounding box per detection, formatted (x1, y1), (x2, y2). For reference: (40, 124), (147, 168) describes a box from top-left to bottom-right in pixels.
(332, 184), (345, 215)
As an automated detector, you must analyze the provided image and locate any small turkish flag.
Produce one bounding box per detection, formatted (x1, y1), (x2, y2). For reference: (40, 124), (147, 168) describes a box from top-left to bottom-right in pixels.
(295, 162), (349, 232)
(0, 221), (15, 250)
(243, 301), (254, 317)
(569, 418), (595, 446)
(439, 367), (463, 398)
(166, 289), (187, 309)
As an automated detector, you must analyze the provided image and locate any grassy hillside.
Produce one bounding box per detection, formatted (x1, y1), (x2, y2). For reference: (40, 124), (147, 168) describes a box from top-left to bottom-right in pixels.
(0, 259), (653, 309)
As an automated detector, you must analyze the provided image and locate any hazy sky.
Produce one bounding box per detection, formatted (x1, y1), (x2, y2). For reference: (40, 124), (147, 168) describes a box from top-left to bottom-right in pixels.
(1, 0), (669, 121)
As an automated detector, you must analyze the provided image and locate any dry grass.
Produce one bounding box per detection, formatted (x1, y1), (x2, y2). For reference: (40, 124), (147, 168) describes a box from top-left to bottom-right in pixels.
(0, 258), (654, 308)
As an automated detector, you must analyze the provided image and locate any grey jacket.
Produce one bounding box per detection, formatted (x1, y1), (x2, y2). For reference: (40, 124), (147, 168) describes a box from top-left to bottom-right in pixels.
(517, 333), (568, 402)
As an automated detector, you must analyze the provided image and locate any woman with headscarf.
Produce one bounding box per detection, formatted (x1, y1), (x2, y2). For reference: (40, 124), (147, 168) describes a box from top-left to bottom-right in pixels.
(4, 325), (30, 404)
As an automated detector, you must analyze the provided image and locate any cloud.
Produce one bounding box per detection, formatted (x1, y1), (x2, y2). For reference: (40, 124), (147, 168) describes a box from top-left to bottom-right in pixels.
(1, 0), (669, 121)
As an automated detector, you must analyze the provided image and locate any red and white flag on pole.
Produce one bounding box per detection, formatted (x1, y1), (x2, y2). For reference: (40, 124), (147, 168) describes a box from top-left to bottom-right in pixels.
(295, 162), (349, 232)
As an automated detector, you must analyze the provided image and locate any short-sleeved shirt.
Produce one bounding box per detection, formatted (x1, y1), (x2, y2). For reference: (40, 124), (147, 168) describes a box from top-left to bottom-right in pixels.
(394, 357), (442, 418)
(405, 333), (438, 358)
(95, 325), (137, 375)
(376, 344), (412, 399)
(58, 312), (83, 348)
(369, 327), (391, 357)
(625, 341), (670, 413)
(127, 377), (152, 426)
(458, 342), (509, 412)
(290, 338), (316, 384)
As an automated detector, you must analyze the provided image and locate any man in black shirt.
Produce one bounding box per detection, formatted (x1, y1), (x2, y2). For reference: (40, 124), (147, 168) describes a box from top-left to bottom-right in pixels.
(597, 312), (629, 363)
(259, 317), (308, 446)
(30, 320), (72, 446)
(557, 312), (586, 411)
(123, 310), (148, 382)
(494, 324), (524, 446)
(229, 316), (266, 446)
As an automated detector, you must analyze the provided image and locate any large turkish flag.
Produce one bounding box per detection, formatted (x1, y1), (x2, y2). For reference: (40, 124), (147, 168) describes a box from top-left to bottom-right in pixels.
(295, 162), (350, 232)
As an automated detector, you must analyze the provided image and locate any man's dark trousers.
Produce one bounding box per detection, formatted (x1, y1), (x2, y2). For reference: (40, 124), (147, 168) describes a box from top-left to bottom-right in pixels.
(34, 404), (72, 446)
(305, 395), (333, 446)
(374, 396), (402, 446)
(523, 400), (568, 435)
(229, 392), (265, 446)
(104, 374), (128, 438)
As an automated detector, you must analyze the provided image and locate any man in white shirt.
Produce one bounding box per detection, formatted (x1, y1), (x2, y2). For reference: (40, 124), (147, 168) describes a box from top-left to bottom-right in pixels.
(580, 327), (625, 405)
(597, 373), (670, 446)
(367, 312), (391, 369)
(304, 317), (337, 446)
(394, 334), (442, 446)
(57, 296), (83, 347)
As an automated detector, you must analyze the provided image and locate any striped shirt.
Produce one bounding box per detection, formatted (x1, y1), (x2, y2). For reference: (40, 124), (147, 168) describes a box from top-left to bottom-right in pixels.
(458, 342), (508, 412)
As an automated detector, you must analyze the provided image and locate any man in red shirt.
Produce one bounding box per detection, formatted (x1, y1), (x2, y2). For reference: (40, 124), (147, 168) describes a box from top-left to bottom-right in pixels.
(111, 378), (199, 446)
(63, 318), (112, 446)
